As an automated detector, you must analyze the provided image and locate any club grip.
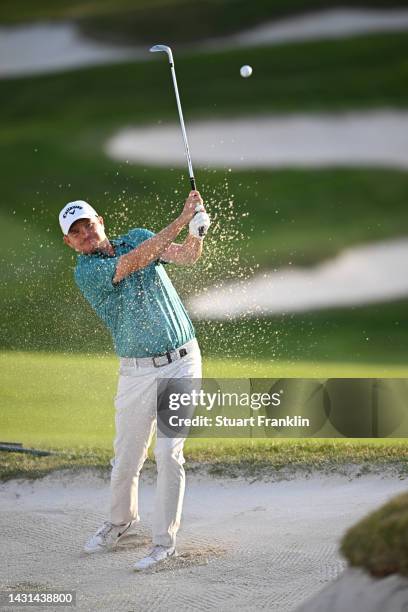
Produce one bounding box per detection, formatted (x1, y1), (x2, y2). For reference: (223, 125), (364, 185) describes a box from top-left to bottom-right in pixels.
(190, 176), (205, 236)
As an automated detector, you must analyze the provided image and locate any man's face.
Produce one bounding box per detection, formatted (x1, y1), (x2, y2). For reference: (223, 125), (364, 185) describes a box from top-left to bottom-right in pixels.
(63, 216), (107, 254)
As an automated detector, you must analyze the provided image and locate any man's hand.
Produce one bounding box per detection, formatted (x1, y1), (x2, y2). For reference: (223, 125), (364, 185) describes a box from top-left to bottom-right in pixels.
(179, 191), (204, 224)
(189, 211), (211, 239)
(113, 190), (206, 283)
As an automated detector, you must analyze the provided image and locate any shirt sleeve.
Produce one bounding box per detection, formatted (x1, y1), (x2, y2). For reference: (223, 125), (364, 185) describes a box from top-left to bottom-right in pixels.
(75, 257), (119, 297)
(127, 227), (155, 245)
(127, 227), (169, 265)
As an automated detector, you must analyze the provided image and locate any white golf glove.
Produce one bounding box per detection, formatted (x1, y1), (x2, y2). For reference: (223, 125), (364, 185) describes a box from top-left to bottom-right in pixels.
(189, 207), (211, 239)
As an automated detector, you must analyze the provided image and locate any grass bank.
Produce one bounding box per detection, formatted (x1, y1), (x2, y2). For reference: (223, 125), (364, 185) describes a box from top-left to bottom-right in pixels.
(341, 491), (408, 577)
(1, 439), (406, 482)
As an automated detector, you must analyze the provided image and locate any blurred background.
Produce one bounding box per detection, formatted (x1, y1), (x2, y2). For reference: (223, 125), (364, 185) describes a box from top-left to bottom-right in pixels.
(1, 0), (408, 372)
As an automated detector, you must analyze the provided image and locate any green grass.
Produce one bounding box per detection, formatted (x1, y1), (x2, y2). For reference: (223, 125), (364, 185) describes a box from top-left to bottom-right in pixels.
(2, 287), (408, 361)
(4, 155), (408, 269)
(1, 350), (408, 450)
(196, 301), (408, 364)
(1, 438), (406, 482)
(341, 491), (408, 577)
(0, 0), (403, 41)
(3, 32), (408, 127)
(77, 1), (408, 48)
(2, 9), (408, 483)
(1, 351), (407, 481)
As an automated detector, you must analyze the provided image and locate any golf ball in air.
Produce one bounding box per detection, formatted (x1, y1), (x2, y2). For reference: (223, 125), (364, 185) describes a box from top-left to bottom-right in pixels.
(240, 65), (253, 78)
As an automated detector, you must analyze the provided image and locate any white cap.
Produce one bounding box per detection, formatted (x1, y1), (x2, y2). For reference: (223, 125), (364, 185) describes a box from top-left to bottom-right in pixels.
(59, 200), (99, 235)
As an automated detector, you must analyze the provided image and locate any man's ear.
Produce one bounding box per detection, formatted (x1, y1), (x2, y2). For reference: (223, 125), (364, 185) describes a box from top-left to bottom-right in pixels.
(63, 235), (72, 248)
(98, 215), (104, 227)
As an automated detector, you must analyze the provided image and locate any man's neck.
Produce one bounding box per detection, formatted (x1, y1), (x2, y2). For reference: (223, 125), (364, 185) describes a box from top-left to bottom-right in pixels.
(92, 239), (115, 256)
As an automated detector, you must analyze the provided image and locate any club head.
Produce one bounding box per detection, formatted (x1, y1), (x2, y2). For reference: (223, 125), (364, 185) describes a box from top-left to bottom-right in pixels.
(150, 44), (173, 64)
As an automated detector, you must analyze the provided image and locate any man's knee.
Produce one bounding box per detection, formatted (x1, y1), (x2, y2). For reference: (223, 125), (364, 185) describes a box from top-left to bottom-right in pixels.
(112, 446), (149, 476)
(154, 443), (185, 467)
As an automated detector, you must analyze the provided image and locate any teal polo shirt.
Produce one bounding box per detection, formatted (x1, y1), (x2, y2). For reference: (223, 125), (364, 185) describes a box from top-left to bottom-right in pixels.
(74, 228), (195, 357)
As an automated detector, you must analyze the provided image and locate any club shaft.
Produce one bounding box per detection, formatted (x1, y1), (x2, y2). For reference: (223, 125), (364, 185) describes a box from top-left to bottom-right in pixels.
(152, 45), (203, 233)
(169, 63), (196, 188)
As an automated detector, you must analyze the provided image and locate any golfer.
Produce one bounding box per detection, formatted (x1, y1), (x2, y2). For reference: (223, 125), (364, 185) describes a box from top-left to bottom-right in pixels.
(59, 191), (210, 570)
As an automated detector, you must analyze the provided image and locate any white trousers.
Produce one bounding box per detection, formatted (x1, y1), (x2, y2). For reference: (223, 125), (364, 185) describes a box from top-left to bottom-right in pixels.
(110, 338), (202, 548)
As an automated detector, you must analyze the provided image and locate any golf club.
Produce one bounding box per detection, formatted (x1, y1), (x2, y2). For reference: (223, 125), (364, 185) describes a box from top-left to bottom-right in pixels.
(150, 44), (205, 236)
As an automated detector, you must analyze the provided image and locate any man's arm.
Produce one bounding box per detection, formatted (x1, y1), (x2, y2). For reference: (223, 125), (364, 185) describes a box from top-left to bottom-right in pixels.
(113, 191), (202, 284)
(161, 233), (203, 266)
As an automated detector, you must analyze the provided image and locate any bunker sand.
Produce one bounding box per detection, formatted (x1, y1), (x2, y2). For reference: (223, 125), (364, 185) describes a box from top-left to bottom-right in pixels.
(0, 471), (405, 611)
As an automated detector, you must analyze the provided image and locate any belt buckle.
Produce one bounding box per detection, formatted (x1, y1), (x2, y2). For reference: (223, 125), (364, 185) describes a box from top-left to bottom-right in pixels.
(153, 352), (172, 368)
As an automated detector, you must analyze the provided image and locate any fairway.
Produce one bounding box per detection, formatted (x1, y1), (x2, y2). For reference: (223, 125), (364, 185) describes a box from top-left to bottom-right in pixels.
(2, 351), (408, 451)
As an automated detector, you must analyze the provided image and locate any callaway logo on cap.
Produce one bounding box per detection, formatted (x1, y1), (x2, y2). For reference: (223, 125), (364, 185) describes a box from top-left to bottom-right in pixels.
(59, 200), (99, 235)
